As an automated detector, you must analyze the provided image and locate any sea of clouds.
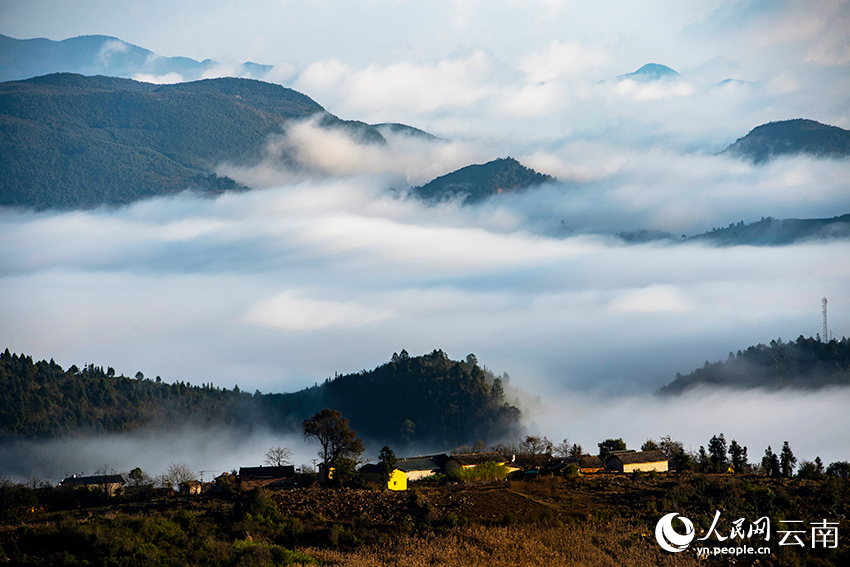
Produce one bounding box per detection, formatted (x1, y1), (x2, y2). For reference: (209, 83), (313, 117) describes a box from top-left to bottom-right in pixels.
(2, 0), (850, 480)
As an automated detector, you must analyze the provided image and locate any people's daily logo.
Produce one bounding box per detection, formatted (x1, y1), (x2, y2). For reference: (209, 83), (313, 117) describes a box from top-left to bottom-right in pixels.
(655, 510), (838, 558)
(655, 512), (695, 552)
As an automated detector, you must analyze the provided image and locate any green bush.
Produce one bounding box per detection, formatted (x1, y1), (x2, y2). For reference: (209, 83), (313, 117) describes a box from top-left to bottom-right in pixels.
(450, 462), (509, 482)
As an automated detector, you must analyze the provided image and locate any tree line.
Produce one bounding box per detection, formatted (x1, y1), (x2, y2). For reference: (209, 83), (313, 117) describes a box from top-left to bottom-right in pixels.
(0, 348), (521, 449)
(659, 335), (850, 394)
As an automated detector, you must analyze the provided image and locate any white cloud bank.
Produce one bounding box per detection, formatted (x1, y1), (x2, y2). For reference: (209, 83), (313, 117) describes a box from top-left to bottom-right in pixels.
(1, 0), (850, 479)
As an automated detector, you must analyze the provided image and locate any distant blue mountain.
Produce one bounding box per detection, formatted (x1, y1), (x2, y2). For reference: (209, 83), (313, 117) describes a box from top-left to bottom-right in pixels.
(0, 34), (270, 83)
(616, 63), (680, 82)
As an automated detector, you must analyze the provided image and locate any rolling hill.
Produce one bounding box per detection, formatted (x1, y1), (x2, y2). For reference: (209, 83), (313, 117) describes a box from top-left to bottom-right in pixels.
(723, 118), (850, 163)
(658, 336), (850, 395)
(0, 73), (387, 208)
(412, 157), (555, 204)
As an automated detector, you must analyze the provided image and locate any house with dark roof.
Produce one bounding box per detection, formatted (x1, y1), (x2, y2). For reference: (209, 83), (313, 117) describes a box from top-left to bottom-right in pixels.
(606, 450), (669, 473)
(179, 480), (203, 496)
(359, 464), (408, 491)
(238, 465), (295, 480)
(578, 455), (605, 473)
(395, 455), (448, 481)
(60, 474), (125, 496)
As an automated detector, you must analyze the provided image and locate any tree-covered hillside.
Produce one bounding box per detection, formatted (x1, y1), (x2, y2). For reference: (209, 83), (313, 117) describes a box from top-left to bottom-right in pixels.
(264, 350), (520, 448)
(0, 349), (255, 439)
(413, 157), (555, 204)
(0, 74), (386, 209)
(686, 213), (850, 245)
(659, 336), (850, 395)
(0, 348), (519, 448)
(723, 118), (850, 163)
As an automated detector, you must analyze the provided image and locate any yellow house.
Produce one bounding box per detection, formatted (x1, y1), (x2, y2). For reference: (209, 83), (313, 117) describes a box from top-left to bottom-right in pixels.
(606, 450), (669, 473)
(359, 464), (408, 491)
(387, 468), (407, 491)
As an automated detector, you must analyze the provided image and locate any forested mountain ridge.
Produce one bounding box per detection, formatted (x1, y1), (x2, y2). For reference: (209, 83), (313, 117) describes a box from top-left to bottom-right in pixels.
(686, 213), (850, 245)
(659, 336), (850, 395)
(0, 348), (519, 449)
(619, 213), (850, 246)
(0, 349), (255, 439)
(0, 73), (386, 209)
(413, 157), (555, 204)
(723, 118), (850, 163)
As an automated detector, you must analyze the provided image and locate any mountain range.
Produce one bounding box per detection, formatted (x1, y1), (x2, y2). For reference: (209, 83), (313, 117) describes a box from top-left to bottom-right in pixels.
(1, 34), (849, 243)
(0, 34), (271, 84)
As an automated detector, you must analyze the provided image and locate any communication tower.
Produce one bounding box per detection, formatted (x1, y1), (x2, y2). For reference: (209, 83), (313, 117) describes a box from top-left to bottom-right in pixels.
(822, 297), (828, 342)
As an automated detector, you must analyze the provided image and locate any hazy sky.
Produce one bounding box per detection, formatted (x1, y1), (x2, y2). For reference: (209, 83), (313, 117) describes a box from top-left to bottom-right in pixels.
(1, 0), (849, 476)
(2, 0), (849, 145)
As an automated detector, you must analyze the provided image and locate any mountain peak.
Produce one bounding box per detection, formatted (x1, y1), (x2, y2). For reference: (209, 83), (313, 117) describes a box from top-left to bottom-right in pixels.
(724, 118), (850, 163)
(617, 63), (680, 82)
(413, 157), (555, 204)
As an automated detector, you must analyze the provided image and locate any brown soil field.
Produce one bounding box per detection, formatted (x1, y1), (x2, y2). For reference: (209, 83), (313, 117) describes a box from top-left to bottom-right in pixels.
(266, 472), (848, 566)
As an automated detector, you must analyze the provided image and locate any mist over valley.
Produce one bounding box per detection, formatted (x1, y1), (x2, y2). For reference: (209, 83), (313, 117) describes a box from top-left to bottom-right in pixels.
(2, 1), (850, 489)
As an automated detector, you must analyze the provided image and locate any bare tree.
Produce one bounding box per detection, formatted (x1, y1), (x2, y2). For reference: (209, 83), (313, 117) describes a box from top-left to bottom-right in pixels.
(162, 461), (196, 489)
(264, 446), (293, 467)
(519, 435), (553, 468)
(554, 438), (572, 459)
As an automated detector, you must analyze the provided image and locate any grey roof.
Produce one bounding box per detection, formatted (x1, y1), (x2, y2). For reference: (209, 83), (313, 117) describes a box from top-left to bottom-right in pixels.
(239, 465), (295, 479)
(579, 455), (604, 468)
(608, 450), (668, 465)
(61, 474), (125, 486)
(396, 456), (443, 472)
(449, 452), (504, 466)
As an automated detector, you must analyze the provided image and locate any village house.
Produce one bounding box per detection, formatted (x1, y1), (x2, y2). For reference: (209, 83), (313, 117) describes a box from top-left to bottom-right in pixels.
(395, 455), (448, 482)
(548, 455), (606, 475)
(358, 464), (408, 491)
(179, 480), (203, 496)
(238, 465), (296, 480)
(578, 455), (605, 473)
(60, 474), (125, 496)
(606, 450), (669, 473)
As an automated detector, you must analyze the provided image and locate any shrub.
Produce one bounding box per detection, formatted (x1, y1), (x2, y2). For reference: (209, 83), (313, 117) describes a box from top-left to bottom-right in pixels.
(450, 462), (509, 482)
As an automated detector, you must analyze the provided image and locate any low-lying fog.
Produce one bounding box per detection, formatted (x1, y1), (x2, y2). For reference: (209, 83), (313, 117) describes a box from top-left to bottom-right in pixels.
(2, 136), (849, 480)
(3, 386), (850, 483)
(2, 0), (850, 482)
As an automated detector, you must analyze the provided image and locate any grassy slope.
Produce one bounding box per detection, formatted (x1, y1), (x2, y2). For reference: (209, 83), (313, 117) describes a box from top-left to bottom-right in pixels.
(3, 473), (848, 566)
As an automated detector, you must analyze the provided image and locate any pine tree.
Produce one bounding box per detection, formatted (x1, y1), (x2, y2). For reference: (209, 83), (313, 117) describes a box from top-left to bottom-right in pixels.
(780, 441), (797, 478)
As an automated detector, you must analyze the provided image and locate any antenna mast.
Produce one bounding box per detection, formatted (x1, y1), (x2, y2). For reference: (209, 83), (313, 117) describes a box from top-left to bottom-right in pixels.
(822, 297), (828, 342)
